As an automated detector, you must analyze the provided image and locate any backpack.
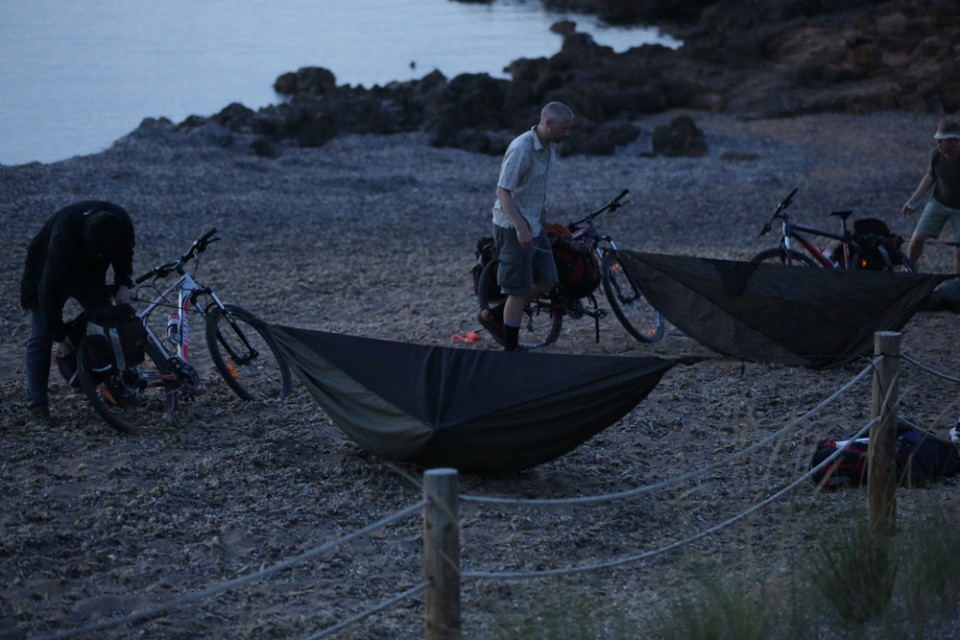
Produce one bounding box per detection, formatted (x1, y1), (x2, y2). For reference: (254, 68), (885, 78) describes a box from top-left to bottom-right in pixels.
(810, 422), (960, 490)
(543, 222), (601, 299)
(810, 438), (870, 490)
(848, 218), (904, 270)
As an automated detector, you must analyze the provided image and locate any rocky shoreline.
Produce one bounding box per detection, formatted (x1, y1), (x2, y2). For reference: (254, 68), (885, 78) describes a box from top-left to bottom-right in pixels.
(137, 0), (960, 159)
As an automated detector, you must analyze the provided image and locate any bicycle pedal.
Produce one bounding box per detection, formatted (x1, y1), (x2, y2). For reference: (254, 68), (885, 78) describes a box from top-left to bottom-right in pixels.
(121, 368), (147, 390)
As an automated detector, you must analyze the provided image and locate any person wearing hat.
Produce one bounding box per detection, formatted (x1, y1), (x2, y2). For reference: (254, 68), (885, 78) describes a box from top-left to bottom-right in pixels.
(902, 118), (960, 272)
(20, 201), (136, 426)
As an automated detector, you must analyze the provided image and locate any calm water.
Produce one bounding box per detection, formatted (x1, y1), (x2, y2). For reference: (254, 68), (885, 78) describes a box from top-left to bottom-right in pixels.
(0, 0), (677, 166)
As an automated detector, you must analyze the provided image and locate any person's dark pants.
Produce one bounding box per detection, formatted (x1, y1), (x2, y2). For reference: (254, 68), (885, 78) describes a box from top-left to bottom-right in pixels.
(25, 309), (53, 410)
(25, 287), (115, 410)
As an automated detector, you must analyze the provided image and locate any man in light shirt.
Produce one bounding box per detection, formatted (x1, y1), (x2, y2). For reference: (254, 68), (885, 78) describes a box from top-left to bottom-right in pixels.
(479, 102), (574, 351)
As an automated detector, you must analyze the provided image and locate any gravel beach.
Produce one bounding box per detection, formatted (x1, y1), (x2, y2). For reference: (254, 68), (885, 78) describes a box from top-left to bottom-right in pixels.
(2, 109), (960, 638)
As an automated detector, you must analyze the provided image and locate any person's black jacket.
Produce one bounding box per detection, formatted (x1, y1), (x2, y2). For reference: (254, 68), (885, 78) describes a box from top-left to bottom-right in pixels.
(20, 201), (135, 342)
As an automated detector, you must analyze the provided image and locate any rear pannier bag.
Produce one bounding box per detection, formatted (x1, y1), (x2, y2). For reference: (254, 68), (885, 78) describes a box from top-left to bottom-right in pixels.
(86, 304), (147, 371)
(58, 305), (147, 388)
(544, 222), (601, 299)
(849, 218), (905, 270)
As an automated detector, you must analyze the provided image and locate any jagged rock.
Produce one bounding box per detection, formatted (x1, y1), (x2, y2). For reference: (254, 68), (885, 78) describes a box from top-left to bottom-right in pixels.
(652, 115), (707, 157)
(273, 67), (337, 97)
(550, 20), (577, 36)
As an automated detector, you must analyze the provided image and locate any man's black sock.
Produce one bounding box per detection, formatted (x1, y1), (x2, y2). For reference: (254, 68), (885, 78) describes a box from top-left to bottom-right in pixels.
(504, 324), (520, 351)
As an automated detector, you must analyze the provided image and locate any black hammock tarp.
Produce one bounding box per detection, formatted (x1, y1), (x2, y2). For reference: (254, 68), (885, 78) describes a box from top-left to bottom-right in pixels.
(262, 324), (682, 473)
(617, 251), (949, 369)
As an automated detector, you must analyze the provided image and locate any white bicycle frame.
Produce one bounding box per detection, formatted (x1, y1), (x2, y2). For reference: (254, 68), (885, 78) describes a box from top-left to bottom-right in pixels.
(137, 271), (227, 365)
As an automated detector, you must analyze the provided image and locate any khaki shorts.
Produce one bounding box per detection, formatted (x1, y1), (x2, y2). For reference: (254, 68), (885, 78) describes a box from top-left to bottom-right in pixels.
(915, 198), (960, 242)
(493, 225), (558, 296)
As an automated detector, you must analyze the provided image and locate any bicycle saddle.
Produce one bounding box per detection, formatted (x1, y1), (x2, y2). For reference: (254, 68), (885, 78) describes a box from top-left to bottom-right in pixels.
(829, 209), (856, 220)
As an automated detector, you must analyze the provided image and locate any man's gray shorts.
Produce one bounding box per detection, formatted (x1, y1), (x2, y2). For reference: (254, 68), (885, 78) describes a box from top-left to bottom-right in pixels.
(916, 198), (960, 243)
(493, 225), (558, 296)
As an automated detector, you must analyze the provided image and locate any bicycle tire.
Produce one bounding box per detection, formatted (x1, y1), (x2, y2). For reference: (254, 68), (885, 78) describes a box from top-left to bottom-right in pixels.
(850, 249), (917, 274)
(476, 259), (562, 350)
(77, 336), (176, 434)
(206, 304), (293, 401)
(750, 248), (818, 267)
(600, 251), (664, 343)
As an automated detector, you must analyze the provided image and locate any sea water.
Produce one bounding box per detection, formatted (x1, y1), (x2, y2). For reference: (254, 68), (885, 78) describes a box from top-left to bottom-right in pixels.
(0, 0), (678, 165)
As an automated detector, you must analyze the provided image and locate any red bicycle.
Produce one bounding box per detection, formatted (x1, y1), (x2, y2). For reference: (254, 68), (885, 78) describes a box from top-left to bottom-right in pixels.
(752, 187), (915, 272)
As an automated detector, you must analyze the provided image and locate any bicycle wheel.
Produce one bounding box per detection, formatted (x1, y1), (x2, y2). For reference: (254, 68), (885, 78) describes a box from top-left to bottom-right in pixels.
(206, 304), (292, 401)
(750, 248), (818, 266)
(600, 252), (664, 343)
(77, 336), (176, 434)
(476, 259), (562, 350)
(850, 249), (917, 274)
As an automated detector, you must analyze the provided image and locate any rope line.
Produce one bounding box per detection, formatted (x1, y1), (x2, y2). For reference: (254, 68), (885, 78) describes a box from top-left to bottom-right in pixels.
(36, 500), (428, 640)
(461, 358), (879, 507)
(303, 582), (431, 640)
(462, 418), (878, 581)
(901, 353), (960, 384)
(32, 349), (916, 637)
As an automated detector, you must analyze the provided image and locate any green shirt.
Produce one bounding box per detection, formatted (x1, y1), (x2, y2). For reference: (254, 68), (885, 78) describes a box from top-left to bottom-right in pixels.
(929, 147), (960, 209)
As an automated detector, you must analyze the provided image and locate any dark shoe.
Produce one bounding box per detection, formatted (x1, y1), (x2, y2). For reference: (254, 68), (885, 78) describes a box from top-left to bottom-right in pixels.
(28, 405), (58, 428)
(477, 309), (506, 345)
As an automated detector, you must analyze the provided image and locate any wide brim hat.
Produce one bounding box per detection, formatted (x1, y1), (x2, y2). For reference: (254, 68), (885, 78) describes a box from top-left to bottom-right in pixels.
(934, 121), (960, 140)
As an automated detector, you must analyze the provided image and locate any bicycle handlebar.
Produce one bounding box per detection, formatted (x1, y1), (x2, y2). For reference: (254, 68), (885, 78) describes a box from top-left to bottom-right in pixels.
(757, 187), (799, 237)
(135, 227), (220, 284)
(568, 189), (630, 227)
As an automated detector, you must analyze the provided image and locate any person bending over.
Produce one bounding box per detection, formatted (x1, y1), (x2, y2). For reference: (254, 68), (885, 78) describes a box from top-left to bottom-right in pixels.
(20, 201), (136, 426)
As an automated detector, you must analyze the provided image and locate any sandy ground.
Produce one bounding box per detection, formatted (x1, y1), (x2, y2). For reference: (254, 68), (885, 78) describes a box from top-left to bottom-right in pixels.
(2, 109), (960, 638)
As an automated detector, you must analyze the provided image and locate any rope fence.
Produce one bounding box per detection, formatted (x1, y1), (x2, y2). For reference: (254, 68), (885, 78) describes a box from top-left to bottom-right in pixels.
(38, 331), (954, 640)
(36, 501), (428, 640)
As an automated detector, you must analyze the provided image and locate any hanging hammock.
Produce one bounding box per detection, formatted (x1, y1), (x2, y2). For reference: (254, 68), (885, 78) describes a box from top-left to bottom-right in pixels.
(616, 251), (949, 368)
(262, 324), (687, 473)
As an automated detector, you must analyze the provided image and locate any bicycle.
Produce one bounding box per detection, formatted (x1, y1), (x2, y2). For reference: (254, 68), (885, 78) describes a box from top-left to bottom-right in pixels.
(74, 228), (293, 433)
(751, 187), (916, 273)
(475, 189), (665, 350)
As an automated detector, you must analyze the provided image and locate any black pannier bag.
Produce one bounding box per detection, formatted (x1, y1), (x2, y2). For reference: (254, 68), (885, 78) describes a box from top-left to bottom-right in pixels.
(58, 305), (147, 388)
(88, 304), (147, 371)
(472, 236), (500, 300)
(849, 218), (905, 270)
(59, 315), (113, 388)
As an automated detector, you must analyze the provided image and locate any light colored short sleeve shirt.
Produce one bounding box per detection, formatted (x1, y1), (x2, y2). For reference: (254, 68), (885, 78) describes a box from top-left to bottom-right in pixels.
(491, 127), (555, 236)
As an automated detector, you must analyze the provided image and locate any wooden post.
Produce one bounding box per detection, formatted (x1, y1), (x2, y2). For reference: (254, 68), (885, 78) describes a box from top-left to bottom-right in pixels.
(423, 468), (461, 640)
(868, 331), (900, 537)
